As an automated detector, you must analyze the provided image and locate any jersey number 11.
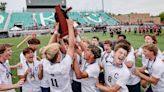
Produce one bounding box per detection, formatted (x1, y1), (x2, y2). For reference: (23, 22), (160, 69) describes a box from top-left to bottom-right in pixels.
(51, 78), (59, 87)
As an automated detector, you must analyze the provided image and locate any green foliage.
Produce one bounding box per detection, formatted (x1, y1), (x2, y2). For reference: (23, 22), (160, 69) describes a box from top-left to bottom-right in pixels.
(159, 12), (164, 21)
(0, 2), (7, 11)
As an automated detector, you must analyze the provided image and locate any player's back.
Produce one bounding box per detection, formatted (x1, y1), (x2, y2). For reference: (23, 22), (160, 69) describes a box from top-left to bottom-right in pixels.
(45, 54), (73, 92)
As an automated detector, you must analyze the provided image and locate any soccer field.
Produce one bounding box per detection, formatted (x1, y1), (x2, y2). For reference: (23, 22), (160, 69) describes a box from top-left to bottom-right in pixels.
(0, 30), (164, 92)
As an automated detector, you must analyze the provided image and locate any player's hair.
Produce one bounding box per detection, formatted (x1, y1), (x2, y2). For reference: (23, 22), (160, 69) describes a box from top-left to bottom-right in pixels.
(44, 43), (60, 63)
(0, 44), (6, 54)
(92, 36), (99, 41)
(0, 44), (13, 54)
(144, 34), (157, 44)
(88, 45), (101, 59)
(63, 38), (69, 45)
(104, 40), (112, 47)
(27, 38), (40, 45)
(118, 34), (126, 39)
(142, 43), (158, 56)
(114, 43), (130, 54)
(81, 38), (91, 45)
(23, 47), (34, 55)
(116, 39), (131, 46)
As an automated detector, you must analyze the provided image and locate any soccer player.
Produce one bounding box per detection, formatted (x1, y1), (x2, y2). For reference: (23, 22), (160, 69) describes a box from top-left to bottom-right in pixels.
(39, 47), (50, 92)
(3, 44), (22, 69)
(43, 19), (75, 92)
(19, 38), (40, 64)
(133, 43), (164, 92)
(112, 34), (126, 50)
(117, 40), (141, 92)
(99, 40), (114, 84)
(17, 47), (43, 92)
(71, 37), (91, 92)
(135, 34), (162, 66)
(0, 44), (24, 92)
(73, 44), (101, 92)
(91, 36), (103, 52)
(96, 43), (131, 92)
(135, 34), (162, 90)
(18, 38), (40, 92)
(100, 40), (114, 67)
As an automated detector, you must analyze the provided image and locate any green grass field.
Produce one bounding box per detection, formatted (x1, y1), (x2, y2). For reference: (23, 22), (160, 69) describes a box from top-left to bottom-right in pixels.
(0, 30), (164, 92)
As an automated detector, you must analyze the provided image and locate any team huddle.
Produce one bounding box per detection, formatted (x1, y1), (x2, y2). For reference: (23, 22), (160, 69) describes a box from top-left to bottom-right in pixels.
(0, 20), (164, 92)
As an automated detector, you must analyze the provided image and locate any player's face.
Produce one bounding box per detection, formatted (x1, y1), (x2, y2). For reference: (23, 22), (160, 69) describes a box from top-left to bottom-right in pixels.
(29, 44), (39, 51)
(91, 38), (99, 46)
(82, 41), (89, 49)
(64, 43), (69, 49)
(114, 48), (128, 64)
(25, 50), (34, 63)
(0, 52), (8, 61)
(143, 48), (153, 59)
(4, 47), (12, 59)
(84, 48), (94, 62)
(104, 44), (112, 52)
(118, 36), (124, 41)
(144, 36), (153, 44)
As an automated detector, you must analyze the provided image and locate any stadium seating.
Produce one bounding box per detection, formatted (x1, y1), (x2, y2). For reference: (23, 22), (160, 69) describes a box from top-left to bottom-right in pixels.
(68, 12), (87, 24)
(37, 12), (55, 28)
(0, 11), (118, 30)
(8, 12), (33, 29)
(0, 12), (8, 30)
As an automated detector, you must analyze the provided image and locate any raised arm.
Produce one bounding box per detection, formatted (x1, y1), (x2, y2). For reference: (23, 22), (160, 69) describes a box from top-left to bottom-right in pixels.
(66, 19), (75, 58)
(48, 23), (59, 44)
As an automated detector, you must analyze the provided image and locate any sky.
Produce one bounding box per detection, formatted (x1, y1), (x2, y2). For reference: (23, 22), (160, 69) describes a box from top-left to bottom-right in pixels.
(1, 0), (164, 16)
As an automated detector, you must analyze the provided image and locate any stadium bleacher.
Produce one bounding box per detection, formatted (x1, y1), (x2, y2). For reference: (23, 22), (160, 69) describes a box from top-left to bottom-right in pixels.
(0, 11), (118, 30)
(8, 12), (33, 29)
(0, 12), (8, 30)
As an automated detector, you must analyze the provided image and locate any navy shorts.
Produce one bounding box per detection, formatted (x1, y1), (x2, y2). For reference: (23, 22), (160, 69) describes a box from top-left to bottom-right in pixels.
(72, 80), (81, 92)
(41, 87), (50, 92)
(127, 82), (141, 92)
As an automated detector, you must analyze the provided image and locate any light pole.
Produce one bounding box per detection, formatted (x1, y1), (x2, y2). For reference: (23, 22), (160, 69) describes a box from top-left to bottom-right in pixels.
(102, 0), (104, 12)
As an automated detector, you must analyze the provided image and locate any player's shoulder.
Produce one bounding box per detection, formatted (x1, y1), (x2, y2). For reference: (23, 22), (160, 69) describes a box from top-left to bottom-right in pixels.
(62, 54), (72, 61)
(154, 58), (164, 68)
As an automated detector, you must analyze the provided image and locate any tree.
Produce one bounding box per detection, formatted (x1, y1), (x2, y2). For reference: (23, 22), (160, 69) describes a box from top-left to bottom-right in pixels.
(159, 12), (164, 21)
(0, 2), (7, 11)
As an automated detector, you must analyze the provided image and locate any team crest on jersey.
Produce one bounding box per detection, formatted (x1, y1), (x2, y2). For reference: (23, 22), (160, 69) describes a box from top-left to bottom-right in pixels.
(108, 76), (112, 82)
(114, 73), (119, 79)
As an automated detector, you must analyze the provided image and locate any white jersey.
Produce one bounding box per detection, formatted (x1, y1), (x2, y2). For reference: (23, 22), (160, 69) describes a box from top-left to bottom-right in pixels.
(20, 51), (37, 64)
(45, 54), (73, 92)
(100, 50), (114, 67)
(125, 47), (140, 85)
(104, 62), (130, 92)
(40, 58), (50, 88)
(80, 57), (100, 92)
(144, 57), (164, 92)
(162, 55), (164, 60)
(17, 60), (41, 92)
(0, 60), (15, 92)
(138, 47), (148, 66)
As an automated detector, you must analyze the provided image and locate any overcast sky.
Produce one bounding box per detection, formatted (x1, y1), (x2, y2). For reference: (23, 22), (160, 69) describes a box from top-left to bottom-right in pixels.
(1, 0), (164, 16)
